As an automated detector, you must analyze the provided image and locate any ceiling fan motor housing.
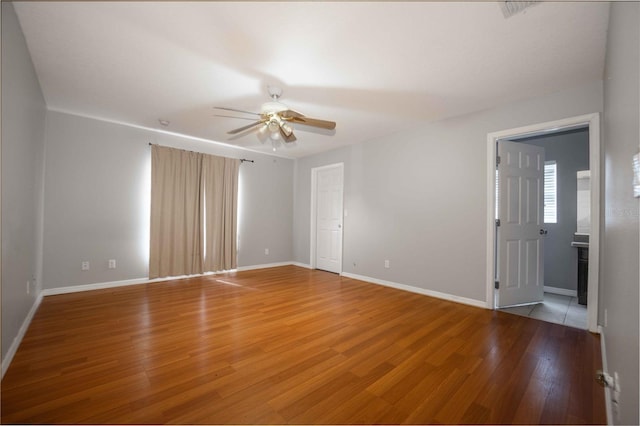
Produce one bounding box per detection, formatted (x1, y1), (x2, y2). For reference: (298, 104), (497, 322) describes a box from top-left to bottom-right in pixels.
(261, 101), (288, 115)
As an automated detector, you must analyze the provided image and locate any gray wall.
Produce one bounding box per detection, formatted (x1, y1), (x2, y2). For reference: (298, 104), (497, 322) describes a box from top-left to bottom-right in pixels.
(601, 2), (639, 424)
(42, 111), (293, 289)
(513, 129), (590, 292)
(1, 3), (47, 360)
(294, 80), (603, 303)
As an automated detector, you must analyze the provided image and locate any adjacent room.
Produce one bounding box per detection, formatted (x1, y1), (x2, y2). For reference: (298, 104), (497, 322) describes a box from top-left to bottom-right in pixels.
(2, 1), (638, 424)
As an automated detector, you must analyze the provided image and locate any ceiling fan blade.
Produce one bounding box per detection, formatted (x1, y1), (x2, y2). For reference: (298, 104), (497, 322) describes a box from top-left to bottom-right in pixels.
(290, 116), (336, 130)
(227, 120), (266, 134)
(279, 109), (305, 119)
(214, 106), (261, 116)
(280, 127), (296, 143)
(214, 114), (258, 121)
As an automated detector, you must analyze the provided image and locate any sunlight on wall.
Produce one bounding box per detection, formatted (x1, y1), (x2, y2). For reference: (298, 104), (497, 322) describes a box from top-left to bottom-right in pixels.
(237, 168), (245, 255)
(138, 151), (152, 273)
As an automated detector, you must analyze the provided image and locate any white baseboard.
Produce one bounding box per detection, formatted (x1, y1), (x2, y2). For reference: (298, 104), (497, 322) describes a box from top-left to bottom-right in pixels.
(42, 277), (151, 296)
(42, 262), (302, 297)
(599, 326), (613, 425)
(2, 293), (44, 379)
(236, 261), (296, 271)
(290, 262), (312, 269)
(340, 272), (487, 309)
(544, 286), (578, 297)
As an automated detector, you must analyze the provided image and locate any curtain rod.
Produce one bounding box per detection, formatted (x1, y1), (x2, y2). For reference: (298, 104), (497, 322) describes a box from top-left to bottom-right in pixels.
(148, 142), (254, 164)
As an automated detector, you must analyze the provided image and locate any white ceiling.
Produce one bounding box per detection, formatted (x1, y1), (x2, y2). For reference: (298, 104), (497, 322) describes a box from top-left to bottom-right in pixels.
(13, 1), (610, 158)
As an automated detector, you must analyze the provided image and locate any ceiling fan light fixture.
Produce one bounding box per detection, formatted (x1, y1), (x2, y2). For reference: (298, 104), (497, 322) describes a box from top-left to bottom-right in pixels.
(267, 119), (280, 132)
(269, 129), (281, 141)
(280, 122), (293, 137)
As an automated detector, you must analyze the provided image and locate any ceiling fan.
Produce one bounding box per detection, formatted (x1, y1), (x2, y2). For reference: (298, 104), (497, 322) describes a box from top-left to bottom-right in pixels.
(214, 87), (336, 143)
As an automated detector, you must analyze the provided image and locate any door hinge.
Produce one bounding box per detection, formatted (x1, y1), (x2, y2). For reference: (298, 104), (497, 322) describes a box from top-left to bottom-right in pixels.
(494, 280), (500, 289)
(495, 219), (501, 227)
(496, 155), (501, 165)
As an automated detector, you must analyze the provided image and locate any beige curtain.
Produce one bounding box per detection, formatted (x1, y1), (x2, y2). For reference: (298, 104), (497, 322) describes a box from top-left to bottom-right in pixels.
(149, 145), (239, 279)
(202, 155), (240, 272)
(149, 146), (203, 279)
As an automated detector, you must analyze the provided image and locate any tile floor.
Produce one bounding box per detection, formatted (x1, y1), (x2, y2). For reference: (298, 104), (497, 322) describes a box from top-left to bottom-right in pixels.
(500, 292), (588, 329)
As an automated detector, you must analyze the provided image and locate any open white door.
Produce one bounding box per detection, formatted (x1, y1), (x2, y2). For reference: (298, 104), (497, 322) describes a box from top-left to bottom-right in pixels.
(315, 164), (343, 273)
(496, 140), (545, 307)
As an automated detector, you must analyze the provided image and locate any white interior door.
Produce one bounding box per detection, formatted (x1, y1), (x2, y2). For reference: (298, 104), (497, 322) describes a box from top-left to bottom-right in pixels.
(496, 140), (545, 307)
(315, 165), (343, 273)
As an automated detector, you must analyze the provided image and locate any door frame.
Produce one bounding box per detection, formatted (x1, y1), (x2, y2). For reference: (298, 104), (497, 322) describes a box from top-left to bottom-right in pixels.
(486, 113), (600, 333)
(310, 162), (344, 272)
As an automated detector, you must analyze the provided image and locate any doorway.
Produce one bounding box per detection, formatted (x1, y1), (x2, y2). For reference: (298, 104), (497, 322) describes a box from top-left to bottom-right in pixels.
(486, 113), (600, 333)
(310, 163), (344, 273)
(498, 127), (589, 328)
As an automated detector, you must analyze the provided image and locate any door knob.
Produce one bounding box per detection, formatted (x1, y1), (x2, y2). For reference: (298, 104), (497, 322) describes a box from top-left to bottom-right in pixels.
(539, 229), (548, 235)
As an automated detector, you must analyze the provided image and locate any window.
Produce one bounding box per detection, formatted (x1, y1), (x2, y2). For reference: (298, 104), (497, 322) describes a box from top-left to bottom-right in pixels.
(544, 161), (557, 223)
(148, 145), (240, 279)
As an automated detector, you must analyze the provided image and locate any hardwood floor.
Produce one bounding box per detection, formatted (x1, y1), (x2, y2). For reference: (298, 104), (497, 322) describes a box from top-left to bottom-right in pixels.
(1, 266), (605, 424)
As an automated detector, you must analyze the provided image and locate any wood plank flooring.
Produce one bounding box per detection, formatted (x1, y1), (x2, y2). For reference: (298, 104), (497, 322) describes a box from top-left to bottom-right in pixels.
(1, 266), (605, 424)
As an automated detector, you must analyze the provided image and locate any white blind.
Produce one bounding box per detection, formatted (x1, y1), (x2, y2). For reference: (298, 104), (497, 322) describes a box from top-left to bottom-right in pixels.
(544, 161), (557, 223)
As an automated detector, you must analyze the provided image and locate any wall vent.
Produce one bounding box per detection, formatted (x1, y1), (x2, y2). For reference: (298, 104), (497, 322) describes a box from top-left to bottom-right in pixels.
(499, 0), (539, 18)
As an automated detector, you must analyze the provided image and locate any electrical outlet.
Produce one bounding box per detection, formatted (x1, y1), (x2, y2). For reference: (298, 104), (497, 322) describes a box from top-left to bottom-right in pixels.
(108, 259), (117, 269)
(265, 248), (269, 255)
(26, 280), (30, 295)
(384, 260), (390, 269)
(81, 261), (90, 271)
